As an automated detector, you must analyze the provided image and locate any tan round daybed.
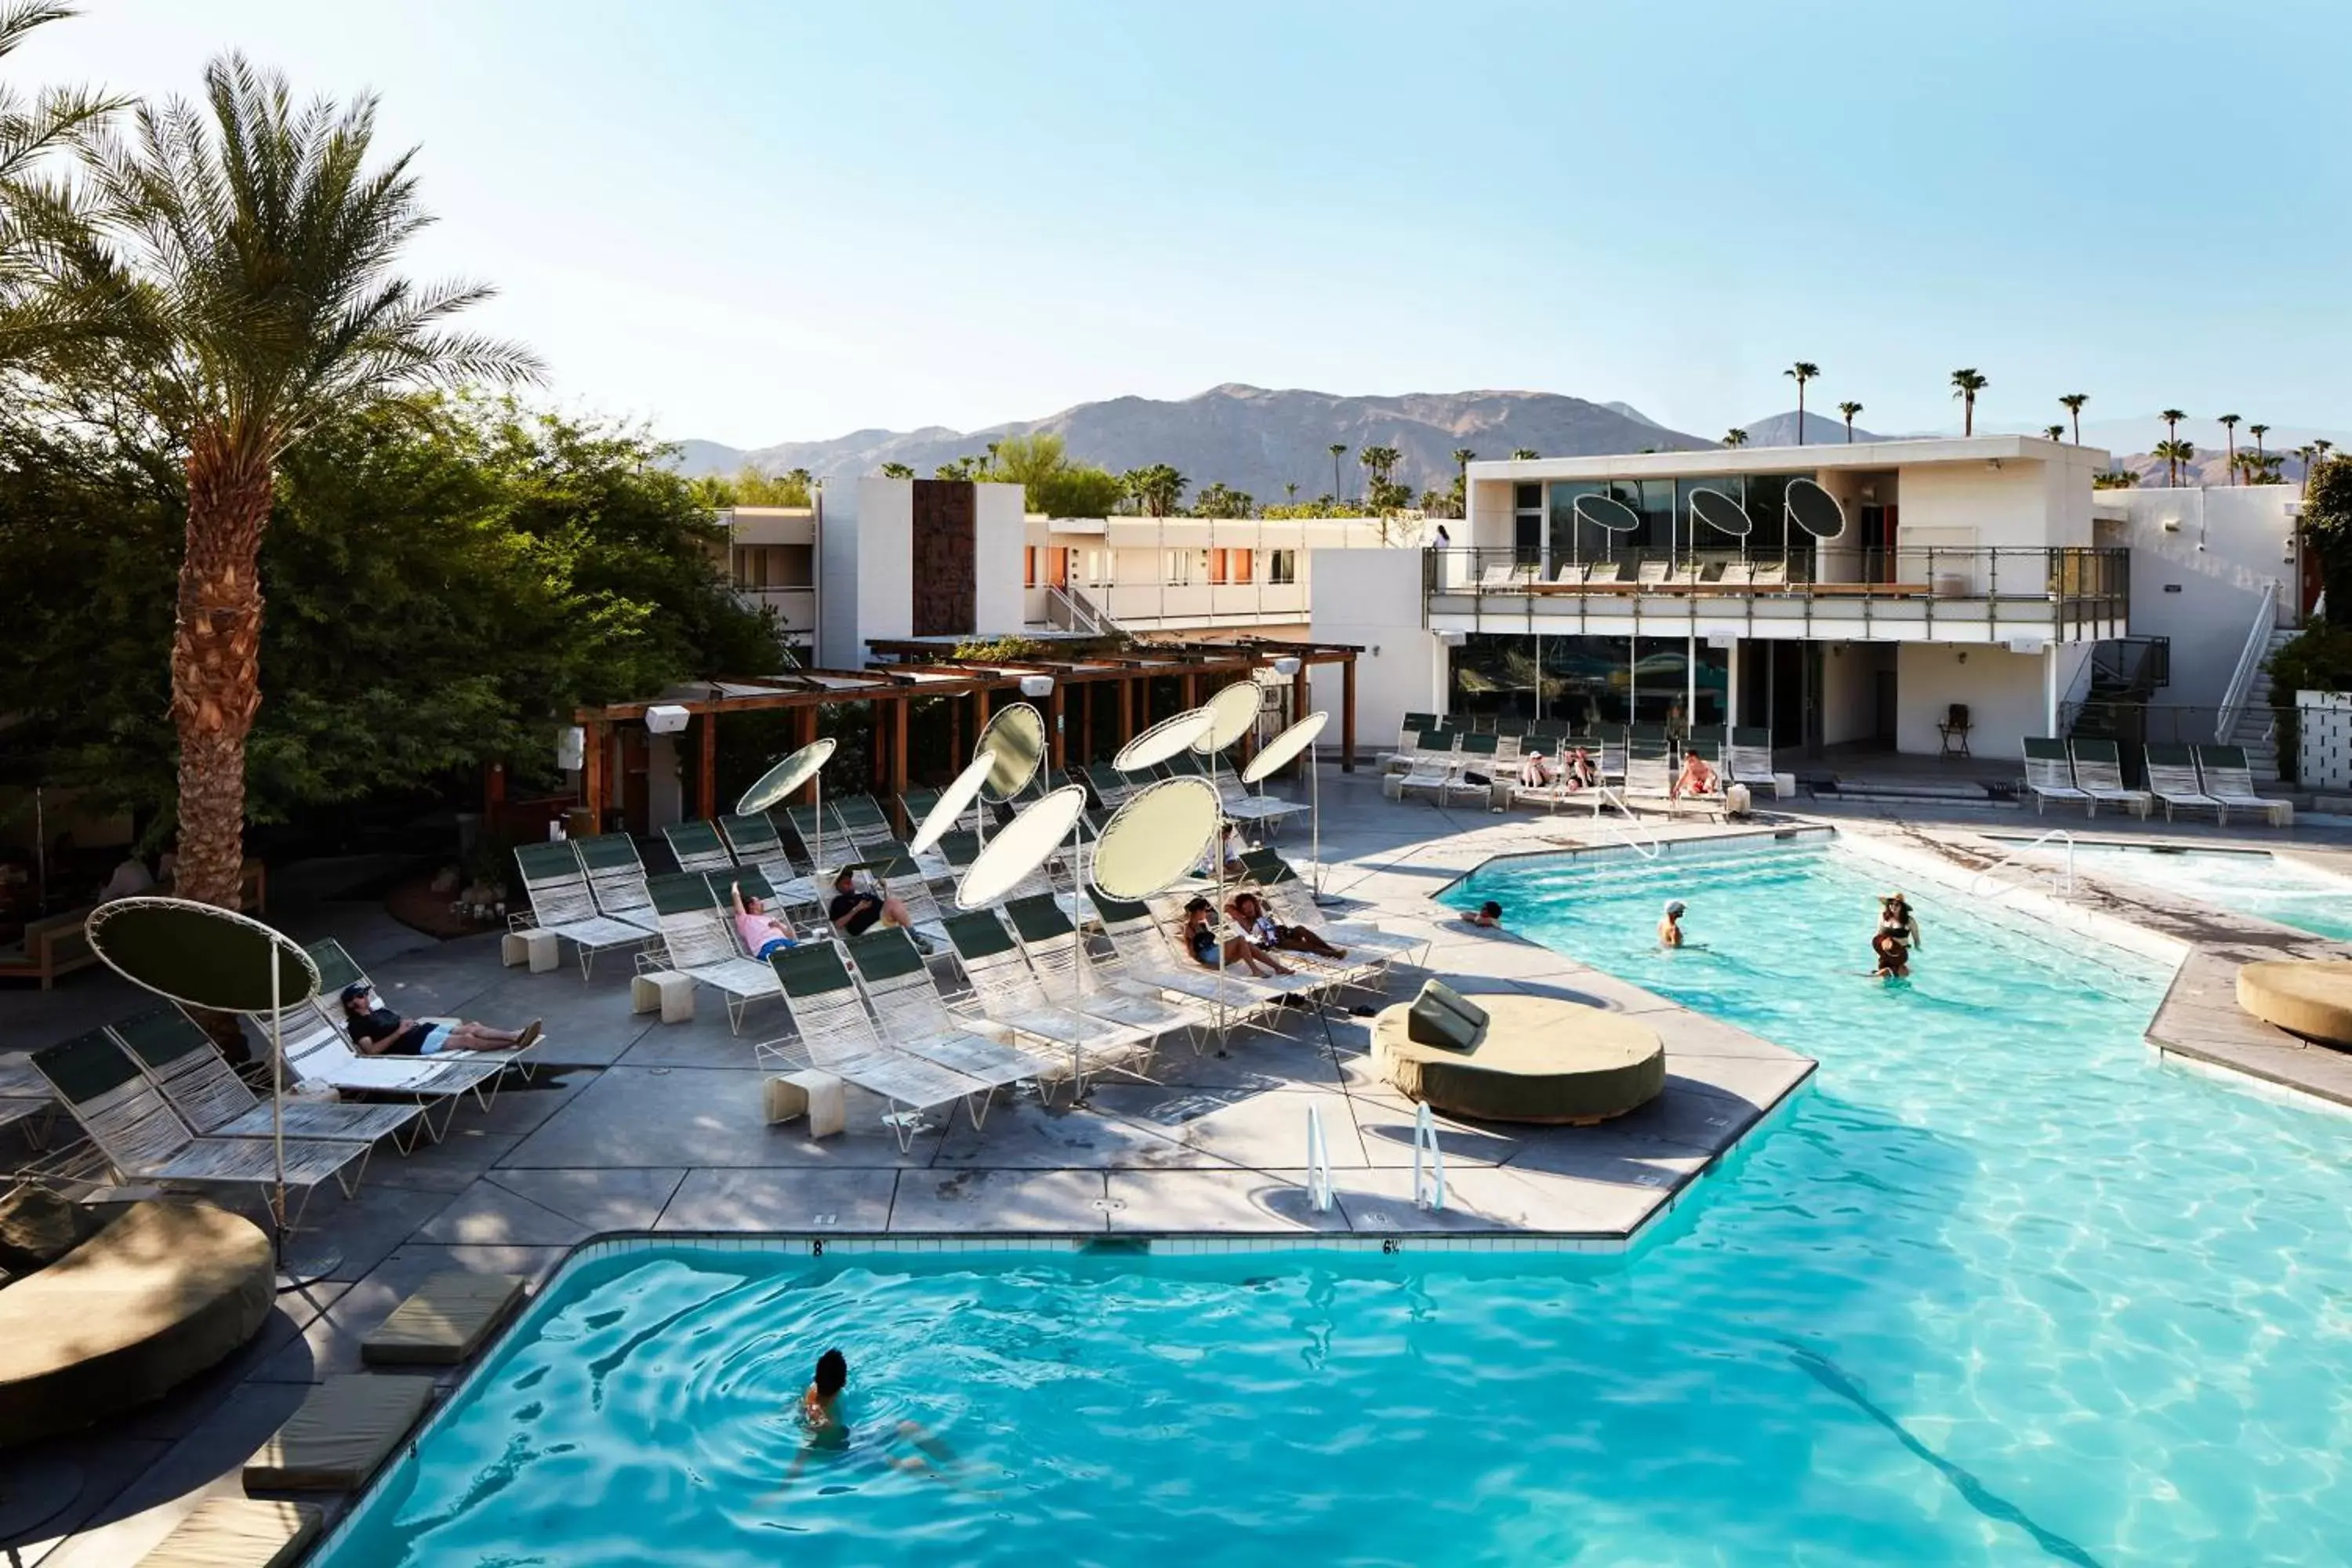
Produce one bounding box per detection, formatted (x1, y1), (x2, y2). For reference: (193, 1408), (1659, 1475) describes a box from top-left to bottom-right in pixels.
(1373, 994), (1666, 1124)
(0, 1200), (272, 1446)
(2237, 959), (2352, 1048)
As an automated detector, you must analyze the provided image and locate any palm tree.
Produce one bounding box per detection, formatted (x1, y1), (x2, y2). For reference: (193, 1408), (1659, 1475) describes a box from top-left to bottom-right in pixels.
(2217, 414), (2240, 484)
(13, 56), (538, 907)
(2043, 424), (2066, 442)
(878, 461), (913, 478)
(1451, 446), (1475, 484)
(1327, 442), (1347, 501)
(2296, 445), (2318, 495)
(1509, 448), (1539, 460)
(1283, 481), (1298, 503)
(2154, 437), (2194, 488)
(1950, 368), (1988, 436)
(1784, 361), (1819, 443)
(2058, 392), (2089, 444)
(1837, 401), (1863, 442)
(2249, 423), (2269, 463)
(2318, 439), (2335, 463)
(0, 2), (128, 358)
(2159, 408), (2187, 448)
(1722, 428), (1748, 448)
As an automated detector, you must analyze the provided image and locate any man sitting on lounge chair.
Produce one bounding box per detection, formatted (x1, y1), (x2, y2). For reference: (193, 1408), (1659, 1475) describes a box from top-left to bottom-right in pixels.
(341, 984), (538, 1055)
(828, 867), (916, 938)
(1670, 750), (1718, 801)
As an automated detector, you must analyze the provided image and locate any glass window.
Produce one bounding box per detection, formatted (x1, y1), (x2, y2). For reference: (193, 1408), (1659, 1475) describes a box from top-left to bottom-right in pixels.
(1269, 550), (1297, 585)
(1514, 482), (1541, 510)
(1166, 550), (1191, 586)
(1024, 547), (1038, 588)
(1640, 479), (1676, 553)
(1208, 549), (1229, 586)
(1232, 548), (1253, 585)
(1547, 481), (1605, 564)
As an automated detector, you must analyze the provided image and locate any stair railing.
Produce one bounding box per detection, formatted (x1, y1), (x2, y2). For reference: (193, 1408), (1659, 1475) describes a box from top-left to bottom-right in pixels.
(1968, 829), (2075, 903)
(2216, 581), (2281, 745)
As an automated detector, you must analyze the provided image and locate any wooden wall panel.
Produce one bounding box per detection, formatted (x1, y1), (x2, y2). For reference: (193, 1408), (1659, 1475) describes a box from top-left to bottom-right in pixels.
(909, 481), (976, 637)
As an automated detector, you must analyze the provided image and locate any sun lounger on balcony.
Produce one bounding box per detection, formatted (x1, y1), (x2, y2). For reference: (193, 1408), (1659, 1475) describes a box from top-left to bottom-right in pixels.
(662, 819), (737, 874)
(1751, 561), (1789, 587)
(1715, 561), (1756, 586)
(2021, 737), (2093, 814)
(1549, 561), (1592, 586)
(2143, 743), (2223, 822)
(844, 925), (1065, 1091)
(644, 872), (784, 1033)
(574, 833), (662, 932)
(756, 943), (998, 1149)
(2067, 739), (2151, 818)
(1635, 559), (1671, 586)
(31, 1033), (372, 1215)
(2193, 746), (2292, 826)
(111, 1010), (427, 1156)
(510, 842), (655, 978)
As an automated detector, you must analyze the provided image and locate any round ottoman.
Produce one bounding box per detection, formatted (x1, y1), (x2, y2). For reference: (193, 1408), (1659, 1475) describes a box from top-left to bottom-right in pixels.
(2237, 959), (2352, 1047)
(1372, 995), (1665, 1124)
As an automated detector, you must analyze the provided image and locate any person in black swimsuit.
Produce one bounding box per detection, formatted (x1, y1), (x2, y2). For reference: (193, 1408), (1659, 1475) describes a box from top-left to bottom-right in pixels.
(1871, 927), (1910, 979)
(339, 984), (539, 1055)
(1181, 896), (1291, 978)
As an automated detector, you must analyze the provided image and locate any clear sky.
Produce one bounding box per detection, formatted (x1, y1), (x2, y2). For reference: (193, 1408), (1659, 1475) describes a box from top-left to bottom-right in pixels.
(20, 0), (2347, 448)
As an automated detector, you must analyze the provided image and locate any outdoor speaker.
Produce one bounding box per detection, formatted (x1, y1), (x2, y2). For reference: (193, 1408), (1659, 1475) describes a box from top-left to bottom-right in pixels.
(645, 705), (691, 735)
(555, 726), (586, 770)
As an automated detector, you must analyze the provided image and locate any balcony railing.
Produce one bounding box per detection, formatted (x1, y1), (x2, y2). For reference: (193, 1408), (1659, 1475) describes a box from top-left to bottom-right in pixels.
(1425, 545), (2129, 641)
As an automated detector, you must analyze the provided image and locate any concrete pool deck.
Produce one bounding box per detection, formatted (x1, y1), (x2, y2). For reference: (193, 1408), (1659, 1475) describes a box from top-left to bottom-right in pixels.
(8, 770), (2352, 1563)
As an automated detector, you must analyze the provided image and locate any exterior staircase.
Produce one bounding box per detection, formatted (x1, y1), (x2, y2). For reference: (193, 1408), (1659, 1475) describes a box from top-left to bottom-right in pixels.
(2231, 627), (2299, 783)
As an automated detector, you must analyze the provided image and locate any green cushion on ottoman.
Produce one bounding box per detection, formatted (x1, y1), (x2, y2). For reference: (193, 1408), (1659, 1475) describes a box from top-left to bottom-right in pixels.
(1407, 980), (1489, 1051)
(1374, 994), (1665, 1125)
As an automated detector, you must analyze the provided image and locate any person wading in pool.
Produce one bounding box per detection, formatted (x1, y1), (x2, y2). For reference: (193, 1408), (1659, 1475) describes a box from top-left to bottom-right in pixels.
(1869, 926), (1910, 979)
(1878, 892), (1922, 953)
(1460, 900), (1504, 929)
(784, 1348), (957, 1484)
(1657, 899), (1686, 948)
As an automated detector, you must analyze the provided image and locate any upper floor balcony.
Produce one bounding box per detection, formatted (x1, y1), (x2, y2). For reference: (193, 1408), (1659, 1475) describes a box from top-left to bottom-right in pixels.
(1425, 543), (2129, 644)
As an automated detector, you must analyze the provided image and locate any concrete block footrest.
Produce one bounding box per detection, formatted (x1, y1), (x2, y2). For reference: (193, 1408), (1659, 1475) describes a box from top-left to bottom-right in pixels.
(361, 1272), (528, 1367)
(136, 1498), (321, 1568)
(243, 1373), (434, 1490)
(1373, 993), (1665, 1124)
(2238, 959), (2352, 1048)
(0, 1200), (272, 1446)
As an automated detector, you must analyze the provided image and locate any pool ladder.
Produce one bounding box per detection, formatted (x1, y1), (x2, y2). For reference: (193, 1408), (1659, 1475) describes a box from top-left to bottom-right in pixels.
(1589, 786), (1664, 860)
(1305, 1102), (1444, 1215)
(1969, 828), (2076, 903)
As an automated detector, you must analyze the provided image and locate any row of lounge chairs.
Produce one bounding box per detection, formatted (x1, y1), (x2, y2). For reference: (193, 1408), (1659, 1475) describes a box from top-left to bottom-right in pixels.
(1476, 559), (1792, 591)
(2022, 739), (2288, 824)
(27, 937), (535, 1224)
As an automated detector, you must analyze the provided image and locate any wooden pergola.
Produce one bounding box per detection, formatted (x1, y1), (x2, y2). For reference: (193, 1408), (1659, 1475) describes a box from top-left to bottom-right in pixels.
(568, 638), (1359, 835)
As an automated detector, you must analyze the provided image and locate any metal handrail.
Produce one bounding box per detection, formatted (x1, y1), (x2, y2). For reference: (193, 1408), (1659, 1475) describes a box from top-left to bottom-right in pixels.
(1306, 1102), (1334, 1214)
(1411, 1102), (1446, 1212)
(2214, 580), (2281, 745)
(1588, 786), (1663, 859)
(1968, 829), (2075, 902)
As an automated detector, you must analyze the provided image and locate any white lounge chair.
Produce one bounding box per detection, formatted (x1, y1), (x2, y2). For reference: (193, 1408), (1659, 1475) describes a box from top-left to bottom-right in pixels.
(2194, 746), (2292, 826)
(644, 871), (784, 1033)
(2142, 744), (2223, 822)
(1081, 888), (1293, 1033)
(1000, 892), (1207, 1045)
(843, 925), (1066, 1094)
(1726, 728), (1777, 793)
(2021, 738), (2092, 815)
(510, 842), (656, 979)
(111, 1010), (427, 1156)
(938, 910), (1160, 1090)
(756, 943), (999, 1150)
(2067, 739), (2151, 818)
(575, 833), (663, 933)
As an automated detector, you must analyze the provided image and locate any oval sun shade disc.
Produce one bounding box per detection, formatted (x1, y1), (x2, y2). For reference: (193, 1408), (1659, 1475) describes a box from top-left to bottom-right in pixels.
(909, 749), (998, 858)
(1192, 680), (1266, 754)
(1572, 494), (1642, 532)
(1687, 487), (1751, 539)
(1240, 710), (1329, 786)
(975, 702), (1047, 802)
(1090, 777), (1221, 900)
(736, 736), (837, 816)
(955, 785), (1087, 909)
(1112, 706), (1216, 774)
(1786, 477), (1846, 539)
(85, 897), (321, 1012)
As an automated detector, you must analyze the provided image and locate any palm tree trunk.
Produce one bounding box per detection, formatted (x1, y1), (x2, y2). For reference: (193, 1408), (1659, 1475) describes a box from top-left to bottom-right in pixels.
(172, 427), (274, 909)
(1796, 386), (1806, 445)
(1964, 397), (1973, 437)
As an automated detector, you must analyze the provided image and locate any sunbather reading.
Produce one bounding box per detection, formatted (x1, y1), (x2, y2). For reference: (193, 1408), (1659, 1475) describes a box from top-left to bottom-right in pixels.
(340, 984), (538, 1055)
(828, 868), (916, 938)
(1183, 896), (1291, 977)
(731, 880), (799, 960)
(1225, 891), (1346, 959)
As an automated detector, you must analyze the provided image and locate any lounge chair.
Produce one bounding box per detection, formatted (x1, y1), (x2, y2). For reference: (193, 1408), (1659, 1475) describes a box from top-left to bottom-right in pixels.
(938, 910), (1160, 1087)
(833, 793), (906, 851)
(2143, 743), (2223, 822)
(1726, 727), (1777, 793)
(510, 842), (655, 979)
(716, 810), (811, 899)
(1434, 731), (1502, 808)
(781, 801), (840, 866)
(31, 1032), (372, 1217)
(1081, 887), (1290, 1031)
(2021, 738), (2093, 815)
(2067, 739), (2151, 818)
(1240, 855), (1425, 971)
(643, 872), (785, 1033)
(574, 833), (662, 932)
(757, 943), (997, 1149)
(307, 938), (543, 1081)
(1388, 730), (1461, 801)
(1144, 894), (1338, 1007)
(1669, 739), (1728, 820)
(1635, 558), (1671, 586)
(842, 926), (1064, 1093)
(111, 1009), (428, 1155)
(898, 784), (942, 829)
(1715, 561), (1756, 586)
(1000, 891), (1207, 1044)
(661, 818), (737, 874)
(1624, 747), (1672, 802)
(1083, 762), (1138, 810)
(2194, 746), (2292, 826)
(1551, 561), (1592, 586)
(1751, 561), (1790, 587)
(238, 989), (505, 1145)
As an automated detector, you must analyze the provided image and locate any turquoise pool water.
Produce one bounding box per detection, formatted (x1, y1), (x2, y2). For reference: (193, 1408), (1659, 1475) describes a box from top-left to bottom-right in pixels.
(2031, 843), (2352, 943)
(314, 842), (2352, 1567)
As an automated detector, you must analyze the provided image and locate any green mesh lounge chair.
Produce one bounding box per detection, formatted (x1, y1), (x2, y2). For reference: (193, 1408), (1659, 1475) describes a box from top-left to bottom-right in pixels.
(573, 833), (662, 932)
(843, 926), (1062, 1091)
(510, 841), (654, 980)
(757, 942), (995, 1150)
(938, 909), (1160, 1089)
(661, 819), (737, 874)
(644, 873), (782, 1033)
(111, 1009), (427, 1156)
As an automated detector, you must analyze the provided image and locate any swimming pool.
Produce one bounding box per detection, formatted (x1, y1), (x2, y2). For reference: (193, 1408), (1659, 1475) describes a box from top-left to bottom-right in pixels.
(2024, 842), (2352, 943)
(314, 841), (2352, 1566)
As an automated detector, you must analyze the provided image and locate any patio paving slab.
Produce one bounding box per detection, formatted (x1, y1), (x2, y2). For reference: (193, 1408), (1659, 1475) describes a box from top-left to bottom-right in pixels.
(931, 1091), (1218, 1171)
(416, 1167), (686, 1247)
(503, 1065), (943, 1169)
(1104, 1168), (1346, 1233)
(655, 1167), (899, 1233)
(1085, 1084), (1369, 1171)
(888, 1168), (1109, 1232)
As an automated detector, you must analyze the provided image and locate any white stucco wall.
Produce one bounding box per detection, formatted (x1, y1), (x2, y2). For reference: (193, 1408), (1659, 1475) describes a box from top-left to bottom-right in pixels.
(1894, 644), (2082, 757)
(2096, 486), (2299, 710)
(815, 481), (861, 669)
(972, 482), (1025, 636)
(1308, 548), (1441, 757)
(1896, 459), (2050, 550)
(1818, 644), (1881, 747)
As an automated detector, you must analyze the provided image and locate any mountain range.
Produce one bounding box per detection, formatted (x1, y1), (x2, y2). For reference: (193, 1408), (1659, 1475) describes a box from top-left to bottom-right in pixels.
(673, 385), (2339, 499)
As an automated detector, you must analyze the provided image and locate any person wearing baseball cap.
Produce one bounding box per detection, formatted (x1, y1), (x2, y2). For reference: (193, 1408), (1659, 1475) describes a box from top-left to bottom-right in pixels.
(339, 982), (538, 1057)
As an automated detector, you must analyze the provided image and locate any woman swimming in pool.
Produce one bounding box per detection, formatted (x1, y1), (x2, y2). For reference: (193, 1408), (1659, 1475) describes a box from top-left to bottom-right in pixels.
(784, 1348), (959, 1484)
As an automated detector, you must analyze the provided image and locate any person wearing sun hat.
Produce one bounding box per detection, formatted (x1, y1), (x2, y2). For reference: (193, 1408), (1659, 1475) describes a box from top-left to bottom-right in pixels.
(1879, 891), (1922, 950)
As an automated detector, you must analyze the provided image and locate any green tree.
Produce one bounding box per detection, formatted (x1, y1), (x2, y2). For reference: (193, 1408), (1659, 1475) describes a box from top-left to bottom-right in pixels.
(2153, 437), (2194, 487)
(1722, 428), (1748, 448)
(2059, 392), (2089, 444)
(1120, 463), (1185, 517)
(2159, 408), (2187, 447)
(1950, 368), (1988, 436)
(2283, 461), (2352, 620)
(2216, 414), (2241, 484)
(877, 461), (913, 478)
(2043, 424), (2066, 442)
(984, 430), (1065, 489)
(8, 56), (538, 907)
(1509, 447), (1539, 461)
(1192, 480), (1255, 519)
(1027, 462), (1125, 518)
(1327, 441), (1347, 501)
(0, 3), (125, 296)
(2092, 469), (2138, 490)
(1784, 361), (1819, 443)
(1837, 401), (1863, 441)
(2248, 423), (2270, 463)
